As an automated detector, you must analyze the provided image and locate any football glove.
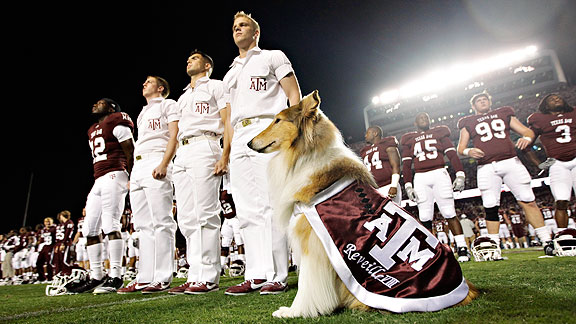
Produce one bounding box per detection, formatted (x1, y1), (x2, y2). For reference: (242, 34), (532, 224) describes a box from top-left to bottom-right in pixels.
(452, 171), (465, 192)
(404, 182), (418, 202)
(538, 158), (556, 170)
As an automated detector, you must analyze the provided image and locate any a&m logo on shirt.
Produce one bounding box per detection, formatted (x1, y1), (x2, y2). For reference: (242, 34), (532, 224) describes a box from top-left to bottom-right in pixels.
(250, 77), (267, 91)
(148, 118), (161, 130)
(195, 102), (209, 114)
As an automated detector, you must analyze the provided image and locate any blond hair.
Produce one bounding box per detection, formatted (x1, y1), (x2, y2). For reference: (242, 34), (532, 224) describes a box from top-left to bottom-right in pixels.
(234, 11), (260, 31)
(234, 11), (260, 42)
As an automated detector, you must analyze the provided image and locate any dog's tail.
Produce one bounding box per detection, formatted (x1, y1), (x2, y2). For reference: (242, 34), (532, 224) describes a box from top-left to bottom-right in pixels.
(455, 280), (480, 307)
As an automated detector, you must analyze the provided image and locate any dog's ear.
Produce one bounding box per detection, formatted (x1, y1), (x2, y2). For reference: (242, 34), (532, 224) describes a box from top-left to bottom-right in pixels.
(300, 90), (321, 119)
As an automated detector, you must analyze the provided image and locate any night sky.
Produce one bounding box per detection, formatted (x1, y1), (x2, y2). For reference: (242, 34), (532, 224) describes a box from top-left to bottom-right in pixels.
(6, 0), (576, 233)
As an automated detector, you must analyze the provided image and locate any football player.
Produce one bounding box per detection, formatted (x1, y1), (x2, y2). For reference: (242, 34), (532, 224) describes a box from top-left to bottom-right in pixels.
(119, 76), (179, 295)
(401, 112), (470, 261)
(540, 205), (558, 236)
(36, 217), (56, 282)
(508, 207), (529, 248)
(457, 92), (551, 256)
(361, 126), (402, 203)
(526, 93), (576, 233)
(52, 211), (75, 276)
(72, 209), (88, 270)
(70, 98), (134, 294)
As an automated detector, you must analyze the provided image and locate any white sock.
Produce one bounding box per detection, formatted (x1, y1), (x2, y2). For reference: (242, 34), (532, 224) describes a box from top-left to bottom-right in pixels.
(454, 234), (467, 248)
(220, 256), (228, 268)
(488, 234), (500, 246)
(86, 243), (104, 280)
(557, 227), (566, 233)
(534, 226), (552, 242)
(108, 239), (124, 278)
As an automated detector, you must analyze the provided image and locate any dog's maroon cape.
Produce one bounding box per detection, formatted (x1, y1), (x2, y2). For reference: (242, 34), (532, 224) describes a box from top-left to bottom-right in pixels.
(294, 178), (469, 313)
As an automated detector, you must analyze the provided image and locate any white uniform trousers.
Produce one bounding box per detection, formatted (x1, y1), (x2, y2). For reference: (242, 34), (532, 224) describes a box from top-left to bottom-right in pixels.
(84, 170), (129, 237)
(173, 139), (222, 284)
(130, 154), (177, 284)
(229, 119), (289, 283)
(548, 157), (576, 201)
(477, 157), (535, 208)
(414, 168), (457, 222)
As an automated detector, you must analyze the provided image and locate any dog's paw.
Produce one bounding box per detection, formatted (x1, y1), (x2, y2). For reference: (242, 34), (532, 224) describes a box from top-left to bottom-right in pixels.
(272, 306), (297, 318)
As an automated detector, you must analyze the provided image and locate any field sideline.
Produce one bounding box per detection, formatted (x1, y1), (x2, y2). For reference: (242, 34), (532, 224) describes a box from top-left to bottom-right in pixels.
(0, 249), (574, 324)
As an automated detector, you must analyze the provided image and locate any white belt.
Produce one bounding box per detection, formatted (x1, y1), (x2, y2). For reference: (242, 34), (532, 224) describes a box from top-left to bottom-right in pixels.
(234, 117), (274, 130)
(180, 132), (220, 146)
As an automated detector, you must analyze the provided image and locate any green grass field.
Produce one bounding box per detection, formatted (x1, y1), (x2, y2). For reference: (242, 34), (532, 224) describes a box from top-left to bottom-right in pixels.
(1, 249), (574, 324)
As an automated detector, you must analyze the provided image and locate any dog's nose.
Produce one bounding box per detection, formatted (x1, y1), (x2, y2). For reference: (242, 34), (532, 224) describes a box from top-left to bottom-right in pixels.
(247, 140), (253, 149)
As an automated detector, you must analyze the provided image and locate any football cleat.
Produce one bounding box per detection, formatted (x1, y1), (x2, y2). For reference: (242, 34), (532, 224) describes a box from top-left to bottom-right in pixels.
(552, 228), (576, 257)
(94, 277), (124, 294)
(471, 236), (503, 261)
(67, 276), (107, 294)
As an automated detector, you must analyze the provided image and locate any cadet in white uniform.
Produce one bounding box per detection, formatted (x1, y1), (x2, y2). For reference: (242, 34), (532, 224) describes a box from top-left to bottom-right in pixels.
(223, 12), (301, 296)
(120, 76), (179, 294)
(169, 50), (230, 295)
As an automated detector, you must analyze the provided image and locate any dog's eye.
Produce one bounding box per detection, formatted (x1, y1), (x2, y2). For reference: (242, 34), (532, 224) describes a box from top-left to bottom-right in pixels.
(274, 118), (281, 124)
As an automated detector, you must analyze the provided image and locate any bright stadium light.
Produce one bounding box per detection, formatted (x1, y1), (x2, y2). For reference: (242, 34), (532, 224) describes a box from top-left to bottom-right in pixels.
(371, 45), (538, 106)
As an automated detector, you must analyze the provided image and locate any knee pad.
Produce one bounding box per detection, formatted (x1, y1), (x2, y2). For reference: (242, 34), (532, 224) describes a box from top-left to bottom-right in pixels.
(485, 206), (500, 221)
(555, 200), (569, 210)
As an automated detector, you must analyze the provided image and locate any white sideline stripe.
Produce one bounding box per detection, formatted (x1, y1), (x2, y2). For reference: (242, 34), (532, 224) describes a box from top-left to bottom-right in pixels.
(1, 294), (176, 321)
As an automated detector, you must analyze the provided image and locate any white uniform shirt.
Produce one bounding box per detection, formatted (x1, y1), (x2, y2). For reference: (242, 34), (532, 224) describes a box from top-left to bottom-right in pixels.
(223, 46), (294, 126)
(134, 97), (179, 156)
(177, 77), (227, 141)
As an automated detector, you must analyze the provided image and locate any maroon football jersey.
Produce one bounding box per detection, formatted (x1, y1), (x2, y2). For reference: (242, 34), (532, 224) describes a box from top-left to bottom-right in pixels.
(457, 106), (517, 165)
(476, 217), (487, 229)
(39, 226), (56, 247)
(360, 136), (398, 187)
(88, 112), (134, 179)
(527, 109), (576, 161)
(220, 190), (236, 219)
(509, 213), (523, 225)
(55, 219), (75, 245)
(400, 126), (463, 183)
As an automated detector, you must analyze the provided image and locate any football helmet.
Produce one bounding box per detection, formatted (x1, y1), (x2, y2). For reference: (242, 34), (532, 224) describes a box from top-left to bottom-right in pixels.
(123, 269), (137, 281)
(471, 236), (502, 261)
(229, 260), (245, 277)
(553, 228), (576, 257)
(46, 268), (89, 296)
(175, 267), (189, 279)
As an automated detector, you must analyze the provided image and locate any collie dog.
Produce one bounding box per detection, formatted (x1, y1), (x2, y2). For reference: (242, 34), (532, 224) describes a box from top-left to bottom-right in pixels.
(248, 90), (478, 318)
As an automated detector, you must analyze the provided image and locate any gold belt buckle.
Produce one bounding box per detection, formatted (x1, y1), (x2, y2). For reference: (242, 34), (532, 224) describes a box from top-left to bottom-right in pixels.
(135, 155), (142, 161)
(182, 138), (189, 145)
(241, 119), (252, 127)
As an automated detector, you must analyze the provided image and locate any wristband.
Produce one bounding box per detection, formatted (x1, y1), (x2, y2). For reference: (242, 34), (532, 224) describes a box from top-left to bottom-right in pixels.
(462, 148), (471, 156)
(456, 171), (465, 178)
(390, 173), (400, 187)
